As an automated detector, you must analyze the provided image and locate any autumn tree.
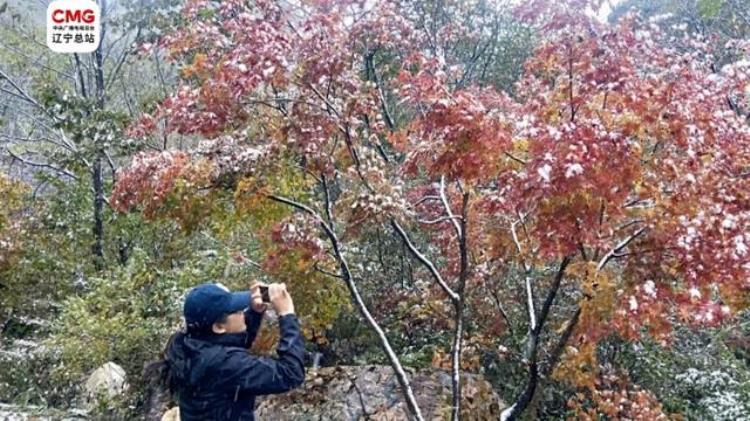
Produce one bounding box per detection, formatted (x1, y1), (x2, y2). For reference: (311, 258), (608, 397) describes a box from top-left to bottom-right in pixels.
(113, 0), (750, 419)
(0, 171), (28, 285)
(0, 0), (186, 268)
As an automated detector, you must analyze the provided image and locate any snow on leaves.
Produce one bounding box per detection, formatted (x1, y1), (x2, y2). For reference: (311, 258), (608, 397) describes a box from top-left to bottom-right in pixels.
(264, 212), (327, 273)
(111, 150), (192, 217)
(115, 0), (750, 405)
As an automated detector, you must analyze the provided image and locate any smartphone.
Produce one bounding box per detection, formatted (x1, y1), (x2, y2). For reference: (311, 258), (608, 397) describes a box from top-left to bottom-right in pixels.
(259, 285), (270, 303)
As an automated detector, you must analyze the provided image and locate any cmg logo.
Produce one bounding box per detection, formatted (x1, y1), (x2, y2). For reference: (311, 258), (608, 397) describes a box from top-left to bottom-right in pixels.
(51, 9), (96, 24)
(47, 0), (101, 53)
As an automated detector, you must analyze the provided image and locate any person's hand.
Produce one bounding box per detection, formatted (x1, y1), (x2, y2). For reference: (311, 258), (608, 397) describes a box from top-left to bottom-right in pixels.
(249, 281), (269, 314)
(268, 283), (295, 316)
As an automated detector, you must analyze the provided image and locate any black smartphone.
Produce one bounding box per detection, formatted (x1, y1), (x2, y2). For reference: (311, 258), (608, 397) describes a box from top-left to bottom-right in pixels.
(259, 285), (270, 303)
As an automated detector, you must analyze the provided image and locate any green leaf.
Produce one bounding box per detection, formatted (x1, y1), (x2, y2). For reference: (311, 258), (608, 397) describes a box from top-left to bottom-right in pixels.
(697, 0), (723, 18)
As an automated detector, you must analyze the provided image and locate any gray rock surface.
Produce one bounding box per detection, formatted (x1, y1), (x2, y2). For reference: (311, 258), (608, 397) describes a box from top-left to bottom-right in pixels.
(84, 362), (129, 404)
(255, 365), (504, 420)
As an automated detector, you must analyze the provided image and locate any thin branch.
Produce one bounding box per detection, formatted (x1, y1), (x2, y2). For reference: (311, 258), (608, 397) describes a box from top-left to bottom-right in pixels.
(615, 218), (645, 231)
(268, 194), (425, 421)
(0, 68), (43, 109)
(511, 218), (532, 273)
(525, 276), (536, 331)
(105, 26), (142, 91)
(321, 174), (334, 224)
(313, 262), (343, 279)
(411, 195), (441, 207)
(307, 83), (342, 119)
(391, 219), (459, 302)
(0, 87), (33, 103)
(597, 226), (647, 271)
(267, 194), (319, 216)
(0, 40), (75, 80)
(417, 215), (463, 225)
(6, 148), (78, 180)
(105, 150), (117, 181)
(440, 175), (462, 239)
(504, 151), (527, 165)
(366, 51), (395, 131)
(489, 286), (514, 335)
(542, 307), (581, 378)
(74, 53), (88, 98)
(294, 164), (323, 184)
(536, 257), (572, 334)
(622, 198), (655, 209)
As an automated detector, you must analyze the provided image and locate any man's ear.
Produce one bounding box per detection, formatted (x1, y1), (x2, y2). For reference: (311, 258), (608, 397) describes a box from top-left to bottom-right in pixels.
(212, 321), (226, 334)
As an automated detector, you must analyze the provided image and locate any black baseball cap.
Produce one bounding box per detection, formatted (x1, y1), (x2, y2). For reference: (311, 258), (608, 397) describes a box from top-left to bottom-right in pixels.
(184, 283), (250, 331)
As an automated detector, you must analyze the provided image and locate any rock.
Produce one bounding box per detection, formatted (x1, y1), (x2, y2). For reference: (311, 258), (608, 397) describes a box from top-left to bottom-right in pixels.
(84, 362), (129, 403)
(161, 407), (180, 421)
(0, 403), (87, 420)
(255, 365), (505, 420)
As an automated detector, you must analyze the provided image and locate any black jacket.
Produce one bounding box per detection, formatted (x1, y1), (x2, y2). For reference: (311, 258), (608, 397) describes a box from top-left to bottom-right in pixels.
(166, 310), (305, 420)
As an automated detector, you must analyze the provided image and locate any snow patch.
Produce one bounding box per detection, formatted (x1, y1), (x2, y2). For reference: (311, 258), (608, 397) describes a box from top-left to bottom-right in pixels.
(644, 280), (657, 298)
(564, 163), (584, 178)
(538, 164), (552, 182)
(629, 296), (638, 311)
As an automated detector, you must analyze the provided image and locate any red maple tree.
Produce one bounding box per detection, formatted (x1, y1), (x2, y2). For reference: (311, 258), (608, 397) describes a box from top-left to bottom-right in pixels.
(112, 0), (750, 418)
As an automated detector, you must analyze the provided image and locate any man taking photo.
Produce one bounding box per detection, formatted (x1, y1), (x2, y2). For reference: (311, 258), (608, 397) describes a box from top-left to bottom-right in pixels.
(148, 282), (305, 420)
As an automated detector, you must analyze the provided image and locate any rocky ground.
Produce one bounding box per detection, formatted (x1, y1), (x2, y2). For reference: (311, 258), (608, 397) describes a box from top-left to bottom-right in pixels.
(255, 364), (504, 420)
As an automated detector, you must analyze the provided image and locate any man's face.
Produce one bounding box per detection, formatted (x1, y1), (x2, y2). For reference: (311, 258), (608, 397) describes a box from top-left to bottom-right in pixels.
(212, 310), (246, 334)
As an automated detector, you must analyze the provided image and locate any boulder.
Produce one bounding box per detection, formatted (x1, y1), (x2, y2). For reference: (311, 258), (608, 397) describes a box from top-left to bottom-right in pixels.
(84, 362), (129, 403)
(161, 407), (180, 421)
(255, 365), (504, 420)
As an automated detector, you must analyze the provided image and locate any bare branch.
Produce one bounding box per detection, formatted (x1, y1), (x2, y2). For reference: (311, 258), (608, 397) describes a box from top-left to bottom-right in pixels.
(105, 26), (142, 92)
(417, 215), (463, 225)
(536, 256), (572, 334)
(504, 257), (571, 421)
(542, 307), (581, 378)
(597, 226), (647, 271)
(268, 194), (425, 421)
(391, 219), (460, 302)
(525, 276), (536, 331)
(0, 40), (75, 80)
(6, 148), (78, 180)
(321, 174), (334, 224)
(365, 51), (395, 131)
(440, 175), (462, 239)
(313, 262), (343, 279)
(615, 218), (645, 231)
(105, 150), (117, 182)
(622, 198), (655, 209)
(267, 194), (320, 217)
(411, 194), (440, 207)
(511, 218), (532, 273)
(0, 68), (43, 110)
(488, 286), (514, 335)
(504, 151), (527, 165)
(294, 164), (323, 184)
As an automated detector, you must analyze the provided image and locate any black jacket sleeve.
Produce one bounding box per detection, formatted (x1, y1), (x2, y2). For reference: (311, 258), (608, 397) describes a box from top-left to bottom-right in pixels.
(243, 308), (265, 348)
(219, 313), (306, 396)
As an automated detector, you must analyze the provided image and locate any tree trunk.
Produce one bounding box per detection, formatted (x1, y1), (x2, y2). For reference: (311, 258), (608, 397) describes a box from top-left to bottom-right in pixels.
(91, 0), (107, 269)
